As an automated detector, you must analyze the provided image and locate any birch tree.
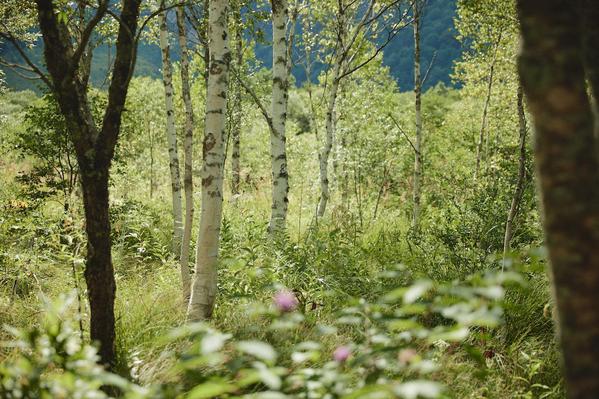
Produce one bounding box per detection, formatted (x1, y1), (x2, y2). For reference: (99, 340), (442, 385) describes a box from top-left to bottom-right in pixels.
(188, 0), (231, 321)
(268, 0), (291, 232)
(234, 0), (297, 233)
(316, 0), (410, 217)
(517, 0), (599, 396)
(176, 5), (195, 302)
(158, 5), (184, 258)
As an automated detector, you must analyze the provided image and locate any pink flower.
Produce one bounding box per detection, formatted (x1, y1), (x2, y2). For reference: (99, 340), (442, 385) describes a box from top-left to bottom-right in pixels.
(333, 345), (351, 362)
(398, 348), (418, 365)
(274, 290), (298, 312)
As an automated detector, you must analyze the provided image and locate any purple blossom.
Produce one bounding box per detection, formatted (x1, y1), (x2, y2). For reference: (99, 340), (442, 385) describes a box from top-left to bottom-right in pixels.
(274, 290), (298, 312)
(333, 345), (351, 362)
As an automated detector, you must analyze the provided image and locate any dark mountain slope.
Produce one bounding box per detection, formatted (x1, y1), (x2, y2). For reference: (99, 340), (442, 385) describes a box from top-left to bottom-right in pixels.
(1, 0), (460, 92)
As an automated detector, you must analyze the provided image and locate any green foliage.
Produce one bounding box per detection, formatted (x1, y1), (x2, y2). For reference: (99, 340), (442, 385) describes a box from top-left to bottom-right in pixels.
(14, 94), (78, 207)
(110, 198), (171, 264)
(0, 294), (147, 399)
(1, 267), (525, 398)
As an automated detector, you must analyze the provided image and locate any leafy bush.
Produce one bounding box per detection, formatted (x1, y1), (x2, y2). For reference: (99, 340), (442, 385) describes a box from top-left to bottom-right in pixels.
(2, 268), (524, 398)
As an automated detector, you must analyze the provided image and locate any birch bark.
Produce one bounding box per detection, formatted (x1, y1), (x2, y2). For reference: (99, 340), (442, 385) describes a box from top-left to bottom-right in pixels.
(159, 8), (184, 257)
(268, 0), (290, 233)
(176, 5), (194, 302)
(188, 0), (230, 321)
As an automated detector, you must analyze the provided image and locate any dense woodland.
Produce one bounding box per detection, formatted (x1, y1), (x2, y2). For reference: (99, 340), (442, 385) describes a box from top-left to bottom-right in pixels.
(0, 0), (598, 398)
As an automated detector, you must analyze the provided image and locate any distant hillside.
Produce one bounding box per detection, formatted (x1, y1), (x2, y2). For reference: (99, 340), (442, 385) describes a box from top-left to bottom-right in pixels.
(384, 0), (462, 91)
(0, 0), (460, 92)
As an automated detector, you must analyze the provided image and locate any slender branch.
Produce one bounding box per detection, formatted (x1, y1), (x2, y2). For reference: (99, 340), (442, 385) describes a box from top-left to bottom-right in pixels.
(71, 0), (109, 69)
(339, 18), (411, 80)
(135, 2), (189, 45)
(388, 113), (419, 155)
(0, 31), (53, 88)
(421, 50), (437, 86)
(0, 61), (40, 80)
(231, 67), (273, 131)
(341, 0), (376, 61)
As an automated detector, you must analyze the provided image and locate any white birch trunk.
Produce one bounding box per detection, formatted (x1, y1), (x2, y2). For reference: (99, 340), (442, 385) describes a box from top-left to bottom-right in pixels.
(412, 3), (422, 229)
(176, 5), (194, 302)
(317, 61), (341, 217)
(159, 9), (184, 258)
(187, 0), (230, 321)
(268, 0), (290, 233)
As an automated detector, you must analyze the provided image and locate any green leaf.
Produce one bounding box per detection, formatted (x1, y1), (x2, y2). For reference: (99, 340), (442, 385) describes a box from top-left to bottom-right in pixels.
(186, 380), (235, 399)
(342, 384), (394, 399)
(237, 341), (278, 362)
(201, 332), (231, 355)
(388, 319), (422, 331)
(404, 280), (433, 304)
(394, 380), (443, 399)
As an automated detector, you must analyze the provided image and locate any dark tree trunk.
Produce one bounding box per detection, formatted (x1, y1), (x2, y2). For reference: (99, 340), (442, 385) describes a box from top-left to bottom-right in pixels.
(517, 1), (599, 398)
(581, 0), (599, 138)
(80, 169), (116, 366)
(34, 0), (141, 369)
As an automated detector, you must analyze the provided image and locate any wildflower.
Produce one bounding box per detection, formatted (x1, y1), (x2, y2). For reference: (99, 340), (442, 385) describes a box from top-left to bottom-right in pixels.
(274, 290), (298, 312)
(333, 345), (351, 362)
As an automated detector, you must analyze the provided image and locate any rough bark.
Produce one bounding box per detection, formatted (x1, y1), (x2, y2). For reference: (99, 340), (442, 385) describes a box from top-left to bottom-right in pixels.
(268, 0), (290, 233)
(517, 1), (599, 397)
(159, 8), (184, 258)
(80, 170), (115, 368)
(176, 5), (194, 303)
(187, 0), (230, 322)
(412, 2), (422, 229)
(35, 0), (141, 368)
(581, 0), (599, 137)
(503, 85), (527, 257)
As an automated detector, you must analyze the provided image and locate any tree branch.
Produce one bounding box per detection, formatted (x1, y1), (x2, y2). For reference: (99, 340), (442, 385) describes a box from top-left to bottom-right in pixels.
(71, 0), (109, 70)
(421, 50), (437, 86)
(231, 66), (273, 132)
(0, 31), (53, 88)
(388, 113), (419, 155)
